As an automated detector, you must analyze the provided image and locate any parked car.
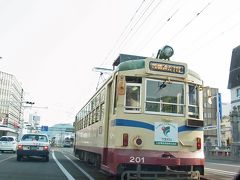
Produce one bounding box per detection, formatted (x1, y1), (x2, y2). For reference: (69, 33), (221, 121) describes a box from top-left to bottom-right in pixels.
(0, 136), (17, 153)
(17, 133), (50, 162)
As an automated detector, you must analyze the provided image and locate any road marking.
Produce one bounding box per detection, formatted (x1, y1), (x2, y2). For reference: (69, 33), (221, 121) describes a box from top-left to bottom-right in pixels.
(205, 167), (238, 176)
(207, 162), (240, 168)
(52, 150), (75, 180)
(0, 155), (15, 163)
(64, 155), (95, 180)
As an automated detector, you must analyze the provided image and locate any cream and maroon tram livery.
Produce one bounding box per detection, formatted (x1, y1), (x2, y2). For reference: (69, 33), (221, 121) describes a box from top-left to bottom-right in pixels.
(74, 46), (204, 179)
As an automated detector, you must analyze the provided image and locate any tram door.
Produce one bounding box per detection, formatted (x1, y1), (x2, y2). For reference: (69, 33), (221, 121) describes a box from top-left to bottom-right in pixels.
(102, 81), (113, 165)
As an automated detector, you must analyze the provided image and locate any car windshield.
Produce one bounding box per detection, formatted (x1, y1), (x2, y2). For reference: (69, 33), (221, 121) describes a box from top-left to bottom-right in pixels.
(21, 135), (48, 142)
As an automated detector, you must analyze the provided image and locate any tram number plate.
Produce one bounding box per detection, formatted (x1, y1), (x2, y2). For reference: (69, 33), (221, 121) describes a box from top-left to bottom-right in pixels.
(129, 156), (145, 163)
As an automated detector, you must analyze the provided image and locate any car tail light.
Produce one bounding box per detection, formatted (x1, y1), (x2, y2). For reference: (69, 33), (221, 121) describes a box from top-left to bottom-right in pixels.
(122, 133), (128, 147)
(18, 144), (23, 150)
(43, 146), (48, 150)
(196, 137), (201, 150)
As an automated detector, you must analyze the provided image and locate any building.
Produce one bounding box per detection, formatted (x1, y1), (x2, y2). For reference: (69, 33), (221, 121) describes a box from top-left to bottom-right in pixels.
(203, 87), (219, 145)
(228, 45), (240, 110)
(228, 45), (240, 156)
(203, 87), (232, 147)
(221, 116), (231, 147)
(20, 114), (41, 135)
(0, 71), (24, 137)
(44, 123), (74, 146)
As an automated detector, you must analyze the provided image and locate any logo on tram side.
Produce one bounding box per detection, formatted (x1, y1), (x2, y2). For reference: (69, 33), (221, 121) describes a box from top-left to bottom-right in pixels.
(161, 126), (170, 137)
(149, 61), (185, 74)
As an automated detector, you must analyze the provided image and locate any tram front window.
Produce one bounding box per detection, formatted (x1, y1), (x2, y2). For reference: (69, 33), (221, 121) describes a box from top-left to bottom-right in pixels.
(145, 79), (184, 114)
(188, 84), (199, 118)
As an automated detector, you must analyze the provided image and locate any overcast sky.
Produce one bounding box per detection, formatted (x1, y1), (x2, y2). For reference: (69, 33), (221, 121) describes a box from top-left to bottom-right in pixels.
(0, 0), (239, 126)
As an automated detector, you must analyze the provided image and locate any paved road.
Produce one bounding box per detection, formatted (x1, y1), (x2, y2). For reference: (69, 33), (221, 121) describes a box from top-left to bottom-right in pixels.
(204, 159), (240, 180)
(0, 148), (113, 180)
(0, 148), (239, 180)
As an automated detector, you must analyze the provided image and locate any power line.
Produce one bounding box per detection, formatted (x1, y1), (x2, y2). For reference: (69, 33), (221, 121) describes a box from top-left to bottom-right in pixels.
(188, 20), (240, 56)
(189, 6), (240, 48)
(100, 0), (147, 66)
(167, 0), (214, 44)
(102, 0), (157, 65)
(119, 0), (165, 53)
(137, 0), (183, 52)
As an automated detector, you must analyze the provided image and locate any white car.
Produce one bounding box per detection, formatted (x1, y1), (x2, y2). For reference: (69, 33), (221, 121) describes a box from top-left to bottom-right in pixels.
(17, 133), (50, 162)
(0, 136), (17, 153)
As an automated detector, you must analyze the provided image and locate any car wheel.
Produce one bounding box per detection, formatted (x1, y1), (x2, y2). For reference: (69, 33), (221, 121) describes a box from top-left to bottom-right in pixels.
(46, 156), (49, 162)
(17, 155), (21, 161)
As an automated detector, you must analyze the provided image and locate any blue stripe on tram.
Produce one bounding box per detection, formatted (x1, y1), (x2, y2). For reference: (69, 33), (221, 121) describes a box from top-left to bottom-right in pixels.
(115, 119), (202, 132)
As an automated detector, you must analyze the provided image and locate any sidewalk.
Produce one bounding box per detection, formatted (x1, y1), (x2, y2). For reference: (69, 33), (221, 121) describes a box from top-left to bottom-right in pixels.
(205, 157), (240, 165)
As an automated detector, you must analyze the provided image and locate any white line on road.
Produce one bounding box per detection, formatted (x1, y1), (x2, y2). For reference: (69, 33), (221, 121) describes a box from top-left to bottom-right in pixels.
(205, 167), (238, 176)
(207, 162), (240, 168)
(0, 155), (16, 163)
(64, 155), (95, 180)
(52, 150), (75, 180)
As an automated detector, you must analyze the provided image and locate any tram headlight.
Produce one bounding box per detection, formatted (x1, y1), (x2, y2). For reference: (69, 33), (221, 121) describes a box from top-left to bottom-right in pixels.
(132, 136), (143, 148)
(156, 45), (174, 60)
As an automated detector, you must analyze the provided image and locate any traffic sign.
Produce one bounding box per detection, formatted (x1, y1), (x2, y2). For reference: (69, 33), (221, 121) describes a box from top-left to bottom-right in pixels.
(203, 125), (217, 130)
(65, 128), (74, 132)
(41, 126), (48, 131)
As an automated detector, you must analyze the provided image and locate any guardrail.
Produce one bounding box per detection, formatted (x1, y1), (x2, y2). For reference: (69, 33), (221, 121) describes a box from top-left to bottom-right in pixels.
(208, 149), (231, 157)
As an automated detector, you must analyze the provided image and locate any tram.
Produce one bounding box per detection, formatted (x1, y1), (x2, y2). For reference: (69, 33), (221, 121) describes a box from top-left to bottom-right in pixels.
(74, 46), (204, 179)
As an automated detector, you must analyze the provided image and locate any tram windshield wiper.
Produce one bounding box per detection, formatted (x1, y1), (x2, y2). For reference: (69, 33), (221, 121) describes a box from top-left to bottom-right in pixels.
(159, 82), (167, 89)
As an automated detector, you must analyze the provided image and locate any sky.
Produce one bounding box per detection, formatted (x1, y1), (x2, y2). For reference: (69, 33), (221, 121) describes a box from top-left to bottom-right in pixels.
(0, 0), (239, 126)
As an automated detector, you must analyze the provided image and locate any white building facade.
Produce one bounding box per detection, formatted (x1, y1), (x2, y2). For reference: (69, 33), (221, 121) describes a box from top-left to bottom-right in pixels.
(0, 71), (24, 137)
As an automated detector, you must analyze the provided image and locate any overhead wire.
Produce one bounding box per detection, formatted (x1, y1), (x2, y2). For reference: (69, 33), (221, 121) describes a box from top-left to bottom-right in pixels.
(137, 0), (184, 52)
(189, 6), (240, 48)
(102, 0), (158, 66)
(116, 0), (164, 52)
(166, 0), (214, 44)
(100, 0), (147, 66)
(188, 20), (240, 56)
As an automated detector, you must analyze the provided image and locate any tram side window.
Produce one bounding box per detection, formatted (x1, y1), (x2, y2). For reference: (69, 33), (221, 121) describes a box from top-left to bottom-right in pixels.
(100, 103), (104, 121)
(188, 84), (199, 118)
(125, 84), (141, 112)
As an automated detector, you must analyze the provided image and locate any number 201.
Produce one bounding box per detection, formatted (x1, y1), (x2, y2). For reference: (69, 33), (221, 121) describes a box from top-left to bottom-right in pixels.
(130, 156), (145, 163)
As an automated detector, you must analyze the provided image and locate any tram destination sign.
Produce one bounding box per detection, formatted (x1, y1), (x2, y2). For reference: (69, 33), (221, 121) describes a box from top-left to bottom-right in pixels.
(149, 61), (185, 74)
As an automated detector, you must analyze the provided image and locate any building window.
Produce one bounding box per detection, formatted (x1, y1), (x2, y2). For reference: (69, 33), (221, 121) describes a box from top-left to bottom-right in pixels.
(237, 88), (240, 98)
(237, 105), (240, 111)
